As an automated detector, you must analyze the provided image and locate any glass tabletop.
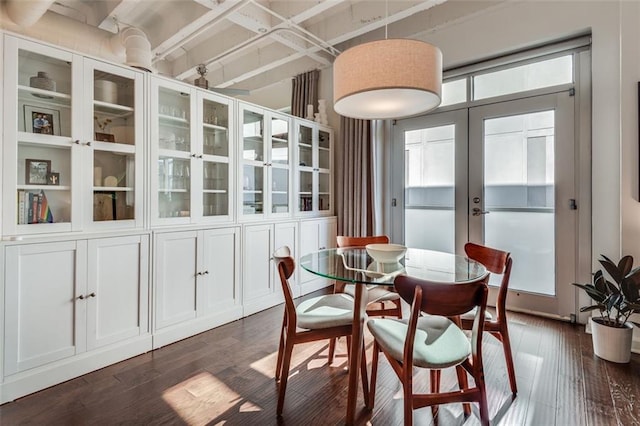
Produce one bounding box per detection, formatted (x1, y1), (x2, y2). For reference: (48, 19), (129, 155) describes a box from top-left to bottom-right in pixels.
(299, 247), (488, 286)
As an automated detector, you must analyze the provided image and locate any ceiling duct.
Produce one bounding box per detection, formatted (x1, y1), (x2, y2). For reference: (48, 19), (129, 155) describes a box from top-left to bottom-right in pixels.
(4, 0), (55, 27)
(113, 27), (153, 72)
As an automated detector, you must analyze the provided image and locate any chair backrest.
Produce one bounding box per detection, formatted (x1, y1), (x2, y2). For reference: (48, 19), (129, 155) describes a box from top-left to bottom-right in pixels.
(464, 242), (512, 321)
(337, 235), (389, 248)
(272, 246), (297, 323)
(394, 274), (489, 318)
(394, 273), (489, 370)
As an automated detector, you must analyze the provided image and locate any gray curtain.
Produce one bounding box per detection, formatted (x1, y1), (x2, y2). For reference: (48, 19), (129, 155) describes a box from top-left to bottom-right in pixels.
(291, 70), (319, 118)
(336, 116), (374, 237)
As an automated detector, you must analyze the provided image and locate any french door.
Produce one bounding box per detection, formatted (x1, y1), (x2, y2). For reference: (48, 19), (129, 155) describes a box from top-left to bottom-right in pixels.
(392, 91), (577, 318)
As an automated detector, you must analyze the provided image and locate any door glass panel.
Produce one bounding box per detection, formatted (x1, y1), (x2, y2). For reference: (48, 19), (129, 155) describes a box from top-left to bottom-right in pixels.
(158, 88), (190, 152)
(93, 71), (135, 145)
(158, 157), (190, 218)
(474, 55), (572, 100)
(299, 170), (313, 212)
(243, 165), (263, 214)
(318, 172), (330, 211)
(271, 117), (289, 164)
(243, 110), (263, 161)
(18, 49), (72, 137)
(272, 167), (289, 213)
(93, 151), (134, 221)
(202, 99), (228, 156)
(203, 161), (228, 217)
(483, 110), (555, 295)
(404, 125), (455, 252)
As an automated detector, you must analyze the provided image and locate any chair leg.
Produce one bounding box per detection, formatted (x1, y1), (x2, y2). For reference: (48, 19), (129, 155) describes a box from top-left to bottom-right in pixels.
(403, 372), (413, 426)
(476, 367), (490, 426)
(328, 337), (337, 364)
(277, 339), (295, 416)
(496, 327), (518, 396)
(456, 365), (471, 416)
(360, 338), (369, 406)
(275, 317), (286, 382)
(369, 341), (380, 408)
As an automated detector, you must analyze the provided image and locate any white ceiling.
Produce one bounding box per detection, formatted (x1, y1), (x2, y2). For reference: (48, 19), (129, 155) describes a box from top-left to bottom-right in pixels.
(44, 0), (452, 95)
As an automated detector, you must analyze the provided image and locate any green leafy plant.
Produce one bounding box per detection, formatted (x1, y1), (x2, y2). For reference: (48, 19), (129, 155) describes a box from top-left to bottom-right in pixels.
(573, 255), (640, 328)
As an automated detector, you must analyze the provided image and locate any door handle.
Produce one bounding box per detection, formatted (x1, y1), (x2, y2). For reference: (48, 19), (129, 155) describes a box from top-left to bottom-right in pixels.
(472, 207), (490, 216)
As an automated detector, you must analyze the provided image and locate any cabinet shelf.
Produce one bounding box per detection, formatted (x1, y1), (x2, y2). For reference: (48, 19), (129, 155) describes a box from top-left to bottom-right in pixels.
(94, 186), (133, 192)
(243, 190), (263, 194)
(298, 142), (312, 148)
(272, 137), (288, 144)
(204, 189), (227, 194)
(94, 100), (134, 118)
(203, 123), (228, 132)
(299, 192), (312, 195)
(18, 184), (71, 191)
(18, 132), (73, 148)
(19, 85), (71, 107)
(272, 190), (288, 195)
(158, 188), (189, 193)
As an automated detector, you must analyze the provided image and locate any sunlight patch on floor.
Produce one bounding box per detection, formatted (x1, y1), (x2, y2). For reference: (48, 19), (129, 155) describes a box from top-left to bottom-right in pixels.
(162, 371), (260, 426)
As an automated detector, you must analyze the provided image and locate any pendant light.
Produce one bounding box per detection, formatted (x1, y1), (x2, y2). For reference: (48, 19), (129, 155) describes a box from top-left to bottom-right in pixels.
(333, 2), (442, 120)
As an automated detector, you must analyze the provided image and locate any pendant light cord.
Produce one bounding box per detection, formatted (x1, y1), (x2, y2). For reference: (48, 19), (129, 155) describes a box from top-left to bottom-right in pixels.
(385, 0), (388, 39)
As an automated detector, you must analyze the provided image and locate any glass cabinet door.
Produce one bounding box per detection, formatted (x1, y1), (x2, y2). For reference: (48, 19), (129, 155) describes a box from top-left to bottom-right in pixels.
(85, 59), (143, 227)
(152, 80), (194, 223)
(240, 106), (266, 217)
(270, 114), (290, 215)
(317, 128), (332, 213)
(297, 123), (314, 213)
(200, 93), (233, 221)
(4, 36), (75, 235)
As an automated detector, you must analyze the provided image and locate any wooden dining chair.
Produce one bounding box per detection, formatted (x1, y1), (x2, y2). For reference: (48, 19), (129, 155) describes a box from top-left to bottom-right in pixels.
(328, 235), (403, 362)
(272, 246), (368, 416)
(367, 274), (490, 426)
(460, 242), (517, 396)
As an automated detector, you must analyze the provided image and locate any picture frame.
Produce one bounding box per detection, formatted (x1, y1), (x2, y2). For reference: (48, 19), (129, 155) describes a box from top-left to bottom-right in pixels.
(94, 191), (117, 221)
(47, 172), (60, 185)
(25, 159), (51, 185)
(95, 132), (116, 142)
(24, 105), (61, 136)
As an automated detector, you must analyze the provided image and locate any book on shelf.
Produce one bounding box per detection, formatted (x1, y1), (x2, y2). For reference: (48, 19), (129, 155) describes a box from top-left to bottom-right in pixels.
(17, 190), (54, 224)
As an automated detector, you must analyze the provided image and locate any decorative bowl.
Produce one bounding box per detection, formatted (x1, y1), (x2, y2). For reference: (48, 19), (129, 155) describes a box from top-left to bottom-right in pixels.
(365, 243), (407, 264)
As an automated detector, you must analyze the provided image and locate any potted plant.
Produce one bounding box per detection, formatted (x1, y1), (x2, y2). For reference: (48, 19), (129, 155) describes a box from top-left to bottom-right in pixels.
(573, 255), (640, 363)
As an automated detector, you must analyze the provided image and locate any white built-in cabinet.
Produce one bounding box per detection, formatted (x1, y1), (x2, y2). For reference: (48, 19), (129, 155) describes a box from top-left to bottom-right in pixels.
(238, 102), (293, 221)
(0, 32), (336, 404)
(299, 217), (338, 294)
(150, 76), (235, 226)
(295, 120), (333, 216)
(2, 35), (144, 237)
(242, 222), (298, 315)
(2, 234), (150, 402)
(153, 226), (242, 348)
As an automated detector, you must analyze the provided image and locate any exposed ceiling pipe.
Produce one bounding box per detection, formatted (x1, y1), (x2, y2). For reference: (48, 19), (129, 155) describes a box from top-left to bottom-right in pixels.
(4, 0), (56, 27)
(0, 5), (153, 72)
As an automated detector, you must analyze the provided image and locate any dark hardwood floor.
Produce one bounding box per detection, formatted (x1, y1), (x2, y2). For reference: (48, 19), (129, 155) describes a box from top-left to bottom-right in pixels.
(2, 289), (639, 425)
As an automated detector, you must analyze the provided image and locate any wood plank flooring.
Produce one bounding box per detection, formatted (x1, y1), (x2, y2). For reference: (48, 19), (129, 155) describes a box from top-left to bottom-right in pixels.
(1, 289), (639, 425)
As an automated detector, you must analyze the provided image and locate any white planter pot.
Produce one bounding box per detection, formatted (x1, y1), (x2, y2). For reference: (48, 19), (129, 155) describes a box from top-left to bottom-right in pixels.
(590, 317), (633, 363)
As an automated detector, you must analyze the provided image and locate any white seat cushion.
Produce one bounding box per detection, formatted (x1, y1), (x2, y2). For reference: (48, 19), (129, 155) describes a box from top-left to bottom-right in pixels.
(344, 284), (400, 303)
(296, 294), (354, 329)
(459, 306), (493, 321)
(367, 316), (471, 369)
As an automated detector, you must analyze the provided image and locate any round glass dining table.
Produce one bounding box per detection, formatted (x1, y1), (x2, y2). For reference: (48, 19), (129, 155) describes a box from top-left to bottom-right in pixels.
(299, 247), (488, 425)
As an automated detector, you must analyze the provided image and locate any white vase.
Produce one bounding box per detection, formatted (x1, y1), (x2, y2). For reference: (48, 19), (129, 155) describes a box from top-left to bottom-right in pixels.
(590, 317), (633, 363)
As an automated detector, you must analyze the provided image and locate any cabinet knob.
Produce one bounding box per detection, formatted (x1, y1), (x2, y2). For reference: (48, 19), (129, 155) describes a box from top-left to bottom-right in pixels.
(204, 270), (209, 275)
(196, 271), (202, 276)
(73, 140), (80, 145)
(197, 154), (203, 159)
(191, 153), (197, 158)
(89, 292), (96, 298)
(77, 295), (85, 300)
(85, 141), (92, 146)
